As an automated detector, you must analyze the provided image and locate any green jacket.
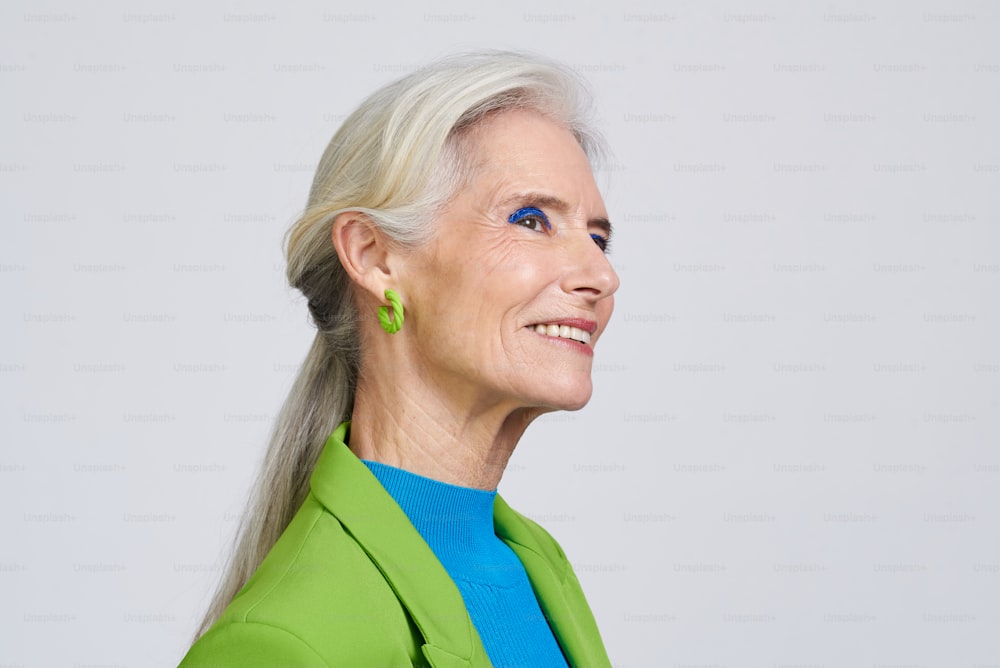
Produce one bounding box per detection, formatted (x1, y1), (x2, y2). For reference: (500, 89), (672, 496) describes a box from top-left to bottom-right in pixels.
(179, 422), (611, 667)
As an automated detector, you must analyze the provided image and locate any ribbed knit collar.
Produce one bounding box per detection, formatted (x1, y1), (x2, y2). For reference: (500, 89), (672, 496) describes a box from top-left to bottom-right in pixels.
(361, 459), (513, 583)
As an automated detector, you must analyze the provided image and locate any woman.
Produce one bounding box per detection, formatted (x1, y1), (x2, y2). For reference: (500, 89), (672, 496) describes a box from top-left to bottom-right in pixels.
(180, 50), (619, 667)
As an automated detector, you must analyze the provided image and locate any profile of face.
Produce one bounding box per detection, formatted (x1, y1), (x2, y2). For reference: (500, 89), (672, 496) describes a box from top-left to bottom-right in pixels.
(396, 109), (620, 417)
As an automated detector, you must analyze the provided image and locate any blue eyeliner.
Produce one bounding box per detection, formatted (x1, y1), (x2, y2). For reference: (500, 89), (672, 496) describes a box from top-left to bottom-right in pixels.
(509, 206), (610, 253)
(508, 206), (551, 229)
(591, 233), (610, 253)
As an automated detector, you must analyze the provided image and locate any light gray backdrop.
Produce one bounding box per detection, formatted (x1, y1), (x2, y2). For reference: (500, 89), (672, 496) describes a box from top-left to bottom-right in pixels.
(2, 1), (998, 666)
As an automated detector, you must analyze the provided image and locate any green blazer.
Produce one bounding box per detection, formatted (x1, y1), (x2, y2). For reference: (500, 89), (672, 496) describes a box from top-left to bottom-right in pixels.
(179, 422), (611, 667)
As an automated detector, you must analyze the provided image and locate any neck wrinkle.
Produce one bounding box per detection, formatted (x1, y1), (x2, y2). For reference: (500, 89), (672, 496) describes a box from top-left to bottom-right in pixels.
(347, 353), (540, 490)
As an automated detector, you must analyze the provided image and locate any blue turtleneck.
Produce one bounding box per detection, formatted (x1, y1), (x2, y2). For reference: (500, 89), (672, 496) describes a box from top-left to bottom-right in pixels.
(361, 459), (569, 668)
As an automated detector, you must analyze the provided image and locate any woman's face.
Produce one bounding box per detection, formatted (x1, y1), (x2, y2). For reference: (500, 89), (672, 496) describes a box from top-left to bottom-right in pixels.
(399, 109), (619, 415)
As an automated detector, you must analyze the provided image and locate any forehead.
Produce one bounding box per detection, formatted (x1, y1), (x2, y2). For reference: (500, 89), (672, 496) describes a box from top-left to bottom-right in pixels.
(459, 109), (603, 210)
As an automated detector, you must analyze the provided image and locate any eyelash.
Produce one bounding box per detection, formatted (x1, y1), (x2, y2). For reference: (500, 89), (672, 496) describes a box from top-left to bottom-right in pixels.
(507, 206), (611, 254)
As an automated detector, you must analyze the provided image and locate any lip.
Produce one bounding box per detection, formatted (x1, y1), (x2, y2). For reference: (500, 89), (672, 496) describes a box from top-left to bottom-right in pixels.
(525, 318), (598, 358)
(526, 318), (598, 335)
(529, 328), (595, 357)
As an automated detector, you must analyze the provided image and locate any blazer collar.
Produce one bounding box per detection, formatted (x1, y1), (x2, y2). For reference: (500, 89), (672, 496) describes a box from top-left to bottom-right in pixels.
(494, 496), (610, 667)
(309, 421), (607, 668)
(309, 421), (488, 666)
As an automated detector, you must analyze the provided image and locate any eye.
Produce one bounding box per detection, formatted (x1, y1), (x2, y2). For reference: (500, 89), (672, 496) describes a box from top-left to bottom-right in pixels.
(508, 207), (550, 232)
(591, 233), (611, 253)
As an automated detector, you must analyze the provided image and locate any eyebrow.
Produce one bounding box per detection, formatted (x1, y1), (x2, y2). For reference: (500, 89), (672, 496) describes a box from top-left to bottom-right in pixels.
(497, 191), (613, 239)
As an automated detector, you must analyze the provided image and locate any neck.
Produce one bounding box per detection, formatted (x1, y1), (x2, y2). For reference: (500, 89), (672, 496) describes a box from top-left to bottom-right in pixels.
(347, 364), (542, 491)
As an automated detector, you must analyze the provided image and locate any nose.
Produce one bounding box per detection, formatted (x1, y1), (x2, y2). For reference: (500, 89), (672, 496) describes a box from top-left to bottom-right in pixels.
(559, 229), (620, 300)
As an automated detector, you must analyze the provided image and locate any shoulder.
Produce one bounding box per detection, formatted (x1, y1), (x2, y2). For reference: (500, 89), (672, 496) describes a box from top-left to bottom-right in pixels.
(180, 493), (424, 666)
(179, 620), (328, 667)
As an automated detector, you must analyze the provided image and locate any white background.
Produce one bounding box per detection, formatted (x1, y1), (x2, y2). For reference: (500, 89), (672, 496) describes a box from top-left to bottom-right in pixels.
(2, 1), (999, 666)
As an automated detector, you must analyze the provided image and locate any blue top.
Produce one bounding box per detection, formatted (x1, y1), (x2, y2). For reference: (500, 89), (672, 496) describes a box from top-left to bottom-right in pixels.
(362, 458), (570, 668)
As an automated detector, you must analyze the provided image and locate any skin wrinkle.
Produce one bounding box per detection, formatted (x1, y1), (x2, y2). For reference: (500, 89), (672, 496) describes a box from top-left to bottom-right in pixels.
(338, 109), (619, 491)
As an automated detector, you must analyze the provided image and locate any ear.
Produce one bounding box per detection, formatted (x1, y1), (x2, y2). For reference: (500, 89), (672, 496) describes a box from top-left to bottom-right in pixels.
(330, 211), (394, 301)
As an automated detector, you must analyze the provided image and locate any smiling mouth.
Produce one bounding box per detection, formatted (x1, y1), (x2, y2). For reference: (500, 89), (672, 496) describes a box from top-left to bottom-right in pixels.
(529, 323), (592, 345)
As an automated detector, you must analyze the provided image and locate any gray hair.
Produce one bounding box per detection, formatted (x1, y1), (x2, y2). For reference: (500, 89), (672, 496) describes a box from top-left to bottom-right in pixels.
(193, 49), (606, 641)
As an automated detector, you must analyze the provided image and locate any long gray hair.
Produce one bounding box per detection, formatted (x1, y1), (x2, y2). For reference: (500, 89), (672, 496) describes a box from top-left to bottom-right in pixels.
(193, 49), (606, 640)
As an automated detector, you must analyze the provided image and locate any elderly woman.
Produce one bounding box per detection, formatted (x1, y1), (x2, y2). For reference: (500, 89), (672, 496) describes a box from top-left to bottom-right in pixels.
(180, 50), (619, 667)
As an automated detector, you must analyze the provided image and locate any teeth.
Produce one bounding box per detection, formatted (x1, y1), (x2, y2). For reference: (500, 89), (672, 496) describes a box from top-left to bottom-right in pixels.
(532, 323), (591, 345)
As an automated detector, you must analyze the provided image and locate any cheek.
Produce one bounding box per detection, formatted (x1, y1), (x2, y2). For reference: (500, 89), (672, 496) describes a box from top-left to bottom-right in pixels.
(411, 225), (554, 340)
(479, 238), (551, 297)
(410, 252), (496, 339)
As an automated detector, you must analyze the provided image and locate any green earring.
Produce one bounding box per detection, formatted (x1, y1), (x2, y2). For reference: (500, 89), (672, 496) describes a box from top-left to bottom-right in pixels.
(378, 289), (404, 334)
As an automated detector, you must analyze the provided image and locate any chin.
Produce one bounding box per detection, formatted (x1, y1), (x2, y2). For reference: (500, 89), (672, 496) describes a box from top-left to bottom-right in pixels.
(557, 396), (591, 412)
(533, 378), (594, 412)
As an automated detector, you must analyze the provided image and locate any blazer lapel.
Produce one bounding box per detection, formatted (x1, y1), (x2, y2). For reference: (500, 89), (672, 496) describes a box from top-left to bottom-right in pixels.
(309, 421), (609, 667)
(493, 495), (612, 668)
(309, 421), (491, 667)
